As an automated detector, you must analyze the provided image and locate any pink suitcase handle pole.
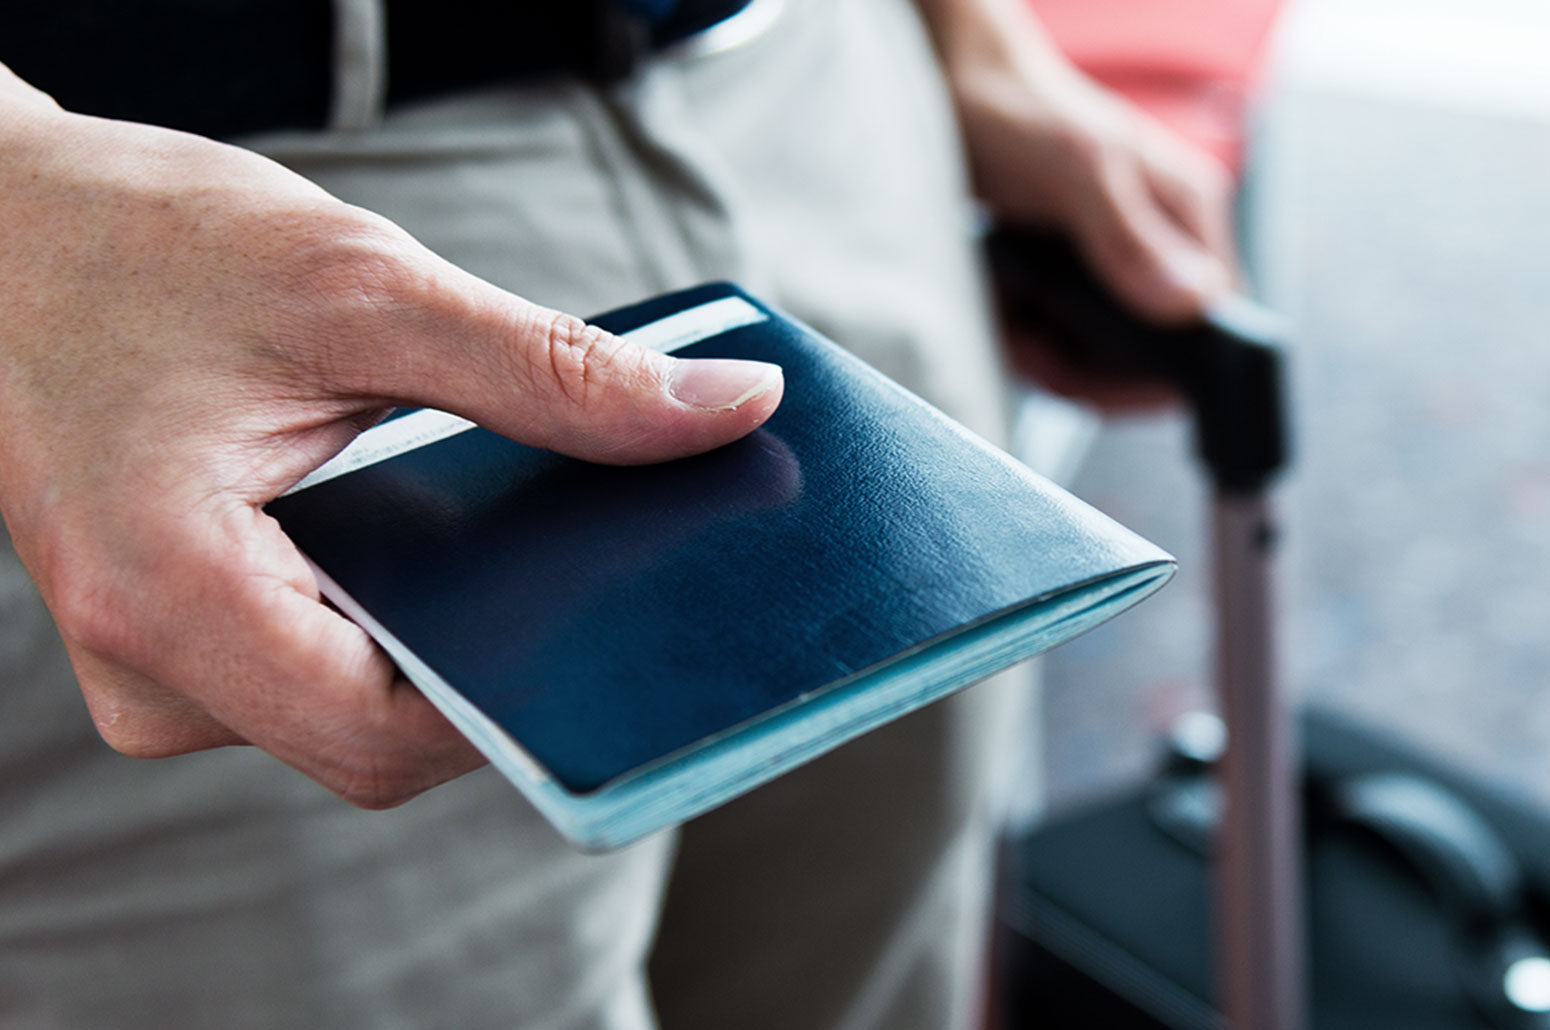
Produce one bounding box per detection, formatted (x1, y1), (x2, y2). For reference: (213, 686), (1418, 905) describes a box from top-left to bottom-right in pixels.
(1215, 488), (1304, 1030)
(988, 225), (1303, 1027)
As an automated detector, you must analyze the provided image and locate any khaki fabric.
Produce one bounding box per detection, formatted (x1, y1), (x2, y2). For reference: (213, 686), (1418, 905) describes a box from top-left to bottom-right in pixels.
(0, 1), (1035, 1027)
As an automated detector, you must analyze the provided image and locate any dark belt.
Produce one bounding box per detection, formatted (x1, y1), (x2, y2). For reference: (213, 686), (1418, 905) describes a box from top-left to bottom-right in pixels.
(2, 0), (753, 141)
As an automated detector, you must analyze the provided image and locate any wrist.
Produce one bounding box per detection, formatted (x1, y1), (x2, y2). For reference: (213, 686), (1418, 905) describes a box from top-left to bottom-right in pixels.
(918, 0), (1082, 114)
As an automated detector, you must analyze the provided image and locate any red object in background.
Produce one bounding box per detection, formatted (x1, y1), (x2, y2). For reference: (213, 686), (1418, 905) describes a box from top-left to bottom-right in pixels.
(1028, 0), (1284, 175)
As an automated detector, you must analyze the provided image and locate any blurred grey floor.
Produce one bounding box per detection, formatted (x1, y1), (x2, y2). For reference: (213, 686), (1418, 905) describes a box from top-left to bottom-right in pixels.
(1040, 26), (1550, 811)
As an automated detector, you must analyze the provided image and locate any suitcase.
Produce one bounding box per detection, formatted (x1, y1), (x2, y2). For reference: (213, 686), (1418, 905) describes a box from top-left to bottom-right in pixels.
(990, 228), (1550, 1030)
(991, 225), (1300, 1028)
(999, 707), (1550, 1030)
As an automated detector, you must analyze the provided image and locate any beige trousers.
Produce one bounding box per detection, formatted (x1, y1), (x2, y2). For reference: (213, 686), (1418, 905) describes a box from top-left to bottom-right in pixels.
(0, 2), (1033, 1027)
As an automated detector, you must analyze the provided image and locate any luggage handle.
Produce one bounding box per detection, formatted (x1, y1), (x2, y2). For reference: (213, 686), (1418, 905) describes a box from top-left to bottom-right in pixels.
(989, 222), (1303, 1028)
(985, 223), (1288, 493)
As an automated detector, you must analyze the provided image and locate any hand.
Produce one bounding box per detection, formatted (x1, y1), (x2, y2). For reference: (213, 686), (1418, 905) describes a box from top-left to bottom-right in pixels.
(1003, 325), (1180, 412)
(962, 69), (1238, 326)
(0, 77), (783, 807)
(920, 0), (1238, 326)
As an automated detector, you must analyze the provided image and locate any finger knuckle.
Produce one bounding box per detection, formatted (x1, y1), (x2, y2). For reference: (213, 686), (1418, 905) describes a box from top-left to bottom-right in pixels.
(530, 311), (626, 408)
(94, 721), (169, 759)
(86, 701), (179, 759)
(1201, 158), (1233, 194)
(1050, 119), (1108, 173)
(330, 762), (420, 810)
(1187, 163), (1233, 211)
(50, 565), (143, 664)
(1090, 221), (1150, 272)
(270, 215), (428, 378)
(306, 241), (417, 325)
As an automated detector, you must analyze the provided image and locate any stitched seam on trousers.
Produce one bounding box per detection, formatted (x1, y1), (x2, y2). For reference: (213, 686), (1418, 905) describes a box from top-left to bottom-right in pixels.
(606, 74), (746, 283)
(569, 88), (683, 296)
(576, 76), (749, 294)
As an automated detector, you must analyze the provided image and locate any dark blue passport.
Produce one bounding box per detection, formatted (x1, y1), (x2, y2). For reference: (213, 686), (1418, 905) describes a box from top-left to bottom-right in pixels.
(267, 284), (1174, 849)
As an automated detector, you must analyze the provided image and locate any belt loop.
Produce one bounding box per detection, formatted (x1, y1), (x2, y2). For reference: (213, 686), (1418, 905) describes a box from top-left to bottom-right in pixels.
(329, 0), (387, 131)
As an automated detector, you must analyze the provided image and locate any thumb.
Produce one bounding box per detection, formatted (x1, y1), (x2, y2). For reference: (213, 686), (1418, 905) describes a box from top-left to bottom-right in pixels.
(485, 300), (786, 464)
(342, 260), (784, 466)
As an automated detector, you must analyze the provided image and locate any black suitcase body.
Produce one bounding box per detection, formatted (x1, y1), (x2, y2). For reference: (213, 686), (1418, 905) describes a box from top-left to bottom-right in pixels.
(1000, 708), (1550, 1029)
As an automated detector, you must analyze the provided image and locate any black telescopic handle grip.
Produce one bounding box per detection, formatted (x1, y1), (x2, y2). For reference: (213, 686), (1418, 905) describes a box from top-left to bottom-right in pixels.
(986, 224), (1290, 493)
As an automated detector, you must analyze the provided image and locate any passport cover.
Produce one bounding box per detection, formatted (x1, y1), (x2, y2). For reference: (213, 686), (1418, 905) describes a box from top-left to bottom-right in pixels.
(267, 283), (1175, 850)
